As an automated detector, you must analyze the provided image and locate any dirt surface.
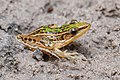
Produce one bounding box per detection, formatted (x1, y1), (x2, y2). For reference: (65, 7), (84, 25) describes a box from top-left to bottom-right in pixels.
(0, 0), (120, 80)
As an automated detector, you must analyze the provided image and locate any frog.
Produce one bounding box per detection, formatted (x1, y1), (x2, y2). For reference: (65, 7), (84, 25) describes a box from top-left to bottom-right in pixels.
(16, 20), (91, 60)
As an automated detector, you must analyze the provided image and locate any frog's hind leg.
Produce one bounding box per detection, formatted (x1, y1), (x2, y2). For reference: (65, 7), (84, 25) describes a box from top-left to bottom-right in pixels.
(54, 48), (78, 60)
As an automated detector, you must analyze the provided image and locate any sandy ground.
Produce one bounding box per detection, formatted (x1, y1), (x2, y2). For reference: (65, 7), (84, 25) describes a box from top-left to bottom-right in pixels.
(0, 0), (120, 80)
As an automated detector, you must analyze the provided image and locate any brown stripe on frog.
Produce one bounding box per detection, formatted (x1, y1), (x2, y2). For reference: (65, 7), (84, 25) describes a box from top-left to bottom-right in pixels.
(78, 25), (88, 30)
(41, 33), (74, 42)
(41, 35), (64, 42)
(28, 23), (85, 36)
(28, 25), (71, 35)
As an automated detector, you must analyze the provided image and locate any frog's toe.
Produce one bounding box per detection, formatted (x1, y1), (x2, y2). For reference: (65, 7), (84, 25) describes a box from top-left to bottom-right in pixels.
(54, 48), (78, 60)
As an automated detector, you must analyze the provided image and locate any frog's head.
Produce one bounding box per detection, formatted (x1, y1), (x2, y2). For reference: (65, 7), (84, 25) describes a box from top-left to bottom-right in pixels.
(51, 20), (91, 48)
(62, 20), (91, 37)
(69, 21), (91, 35)
(59, 20), (91, 46)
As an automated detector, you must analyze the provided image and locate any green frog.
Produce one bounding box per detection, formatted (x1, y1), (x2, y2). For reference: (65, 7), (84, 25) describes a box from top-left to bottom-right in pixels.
(16, 20), (91, 60)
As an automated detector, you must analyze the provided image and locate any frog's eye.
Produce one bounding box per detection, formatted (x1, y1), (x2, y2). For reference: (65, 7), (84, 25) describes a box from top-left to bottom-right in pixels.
(70, 20), (78, 24)
(70, 28), (77, 34)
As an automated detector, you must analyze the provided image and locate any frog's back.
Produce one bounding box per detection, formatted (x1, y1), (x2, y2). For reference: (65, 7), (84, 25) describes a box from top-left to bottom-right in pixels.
(27, 23), (80, 36)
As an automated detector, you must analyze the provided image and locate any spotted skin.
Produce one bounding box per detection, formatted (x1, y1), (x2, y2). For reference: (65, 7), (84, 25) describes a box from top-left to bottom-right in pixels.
(16, 20), (91, 60)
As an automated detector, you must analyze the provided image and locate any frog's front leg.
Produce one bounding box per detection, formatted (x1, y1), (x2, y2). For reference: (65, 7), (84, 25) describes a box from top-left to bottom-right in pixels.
(54, 48), (78, 60)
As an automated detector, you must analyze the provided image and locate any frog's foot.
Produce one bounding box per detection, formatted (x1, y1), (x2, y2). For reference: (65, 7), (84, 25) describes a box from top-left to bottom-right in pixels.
(55, 48), (78, 60)
(63, 51), (78, 60)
